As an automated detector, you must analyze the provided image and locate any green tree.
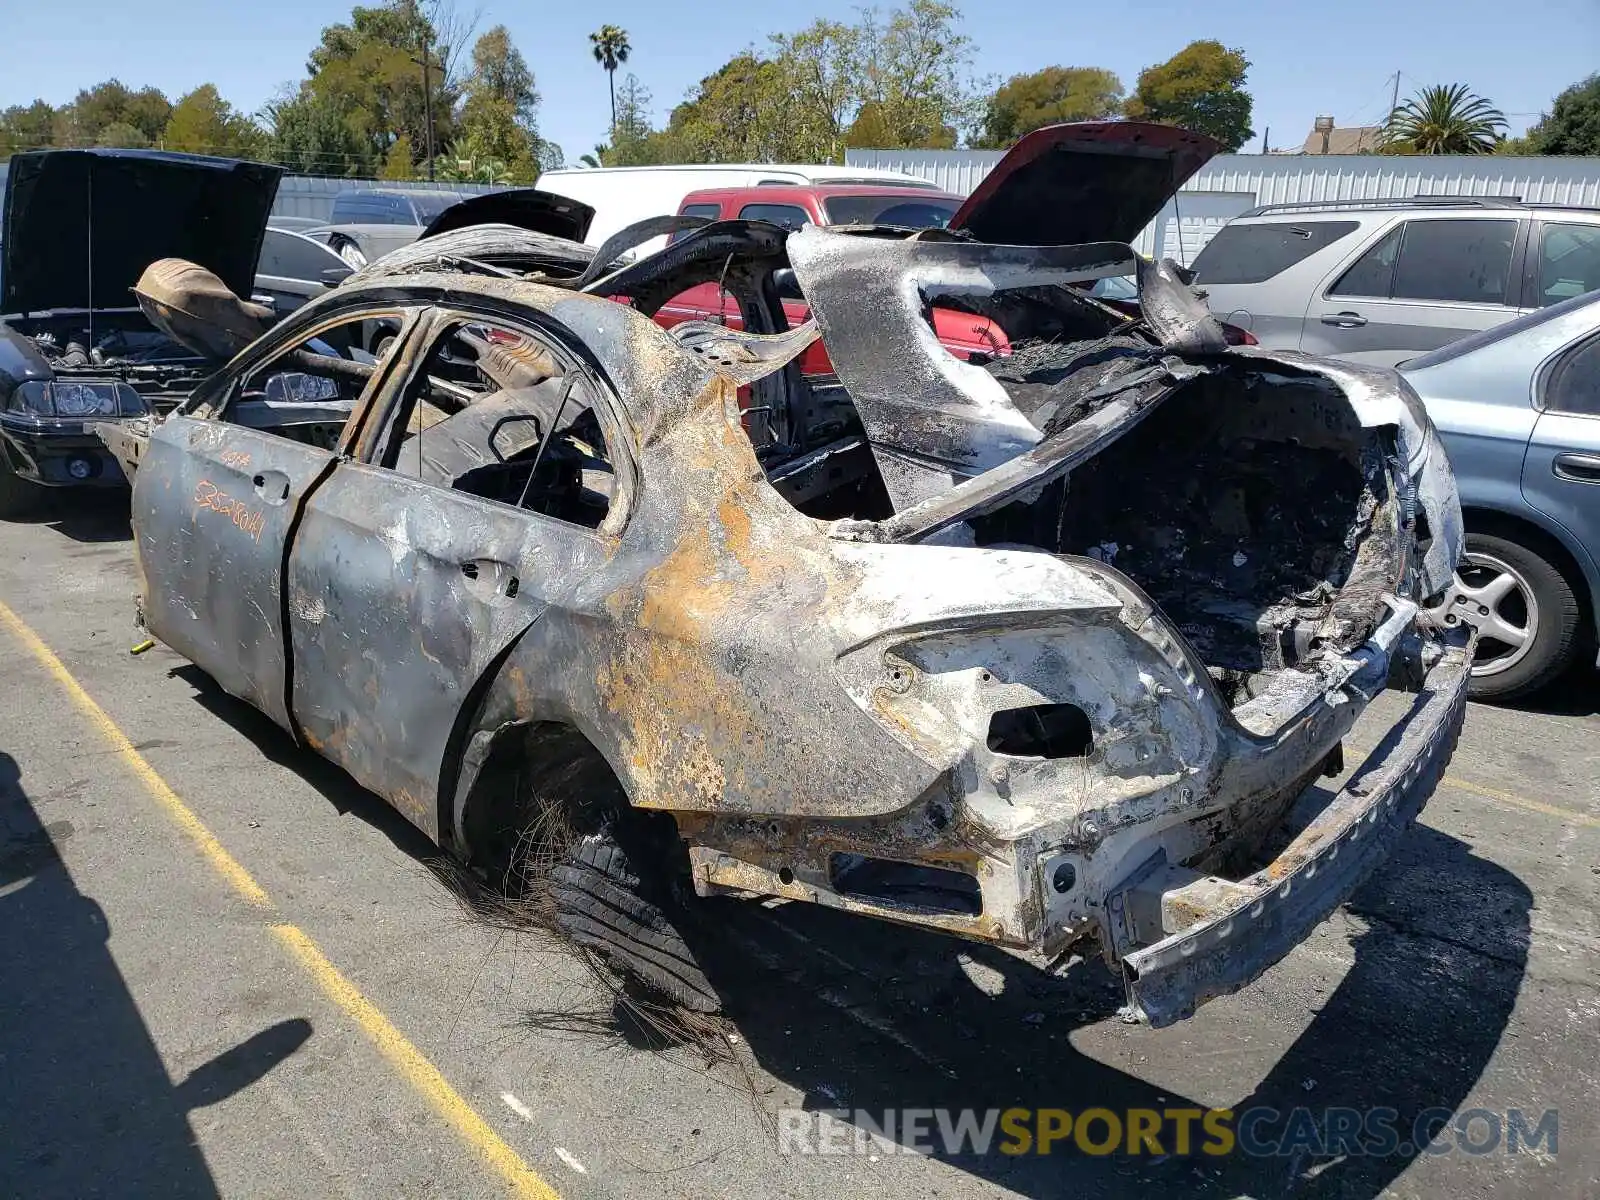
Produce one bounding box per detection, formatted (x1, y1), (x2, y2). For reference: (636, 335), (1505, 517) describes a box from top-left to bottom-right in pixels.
(1381, 83), (1506, 154)
(589, 24), (631, 131)
(264, 90), (370, 175)
(267, 0), (465, 175)
(770, 17), (865, 161)
(859, 0), (981, 149)
(123, 87), (174, 144)
(382, 133), (416, 177)
(604, 74), (659, 166)
(53, 81), (172, 148)
(94, 121), (149, 148)
(162, 84), (263, 157)
(454, 24), (547, 180)
(976, 66), (1122, 148)
(655, 53), (794, 162)
(1523, 73), (1600, 155)
(0, 101), (59, 153)
(1124, 40), (1253, 150)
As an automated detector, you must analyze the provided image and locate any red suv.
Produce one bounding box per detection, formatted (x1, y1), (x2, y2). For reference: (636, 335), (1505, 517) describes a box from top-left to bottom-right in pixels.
(654, 184), (1011, 376)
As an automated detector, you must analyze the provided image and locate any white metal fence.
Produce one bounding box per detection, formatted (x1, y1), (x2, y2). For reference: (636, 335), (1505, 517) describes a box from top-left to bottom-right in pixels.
(846, 149), (1600, 263)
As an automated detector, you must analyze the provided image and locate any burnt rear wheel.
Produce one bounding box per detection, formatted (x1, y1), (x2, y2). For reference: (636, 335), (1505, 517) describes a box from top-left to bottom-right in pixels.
(465, 724), (720, 1012)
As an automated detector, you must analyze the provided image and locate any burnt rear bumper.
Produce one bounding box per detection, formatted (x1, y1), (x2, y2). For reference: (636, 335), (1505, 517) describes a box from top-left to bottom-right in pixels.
(1118, 642), (1471, 1027)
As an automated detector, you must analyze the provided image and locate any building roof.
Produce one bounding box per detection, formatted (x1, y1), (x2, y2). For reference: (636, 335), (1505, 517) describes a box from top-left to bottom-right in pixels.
(1301, 125), (1384, 155)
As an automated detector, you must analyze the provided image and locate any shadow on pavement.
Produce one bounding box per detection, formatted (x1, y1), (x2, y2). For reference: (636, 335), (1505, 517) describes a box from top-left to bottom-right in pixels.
(0, 751), (310, 1196)
(167, 663), (438, 863)
(8, 486), (132, 544)
(676, 817), (1530, 1199)
(1502, 661), (1600, 719)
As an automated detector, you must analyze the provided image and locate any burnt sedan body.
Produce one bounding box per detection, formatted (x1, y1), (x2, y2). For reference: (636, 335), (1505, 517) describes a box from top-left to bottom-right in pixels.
(109, 125), (1469, 1027)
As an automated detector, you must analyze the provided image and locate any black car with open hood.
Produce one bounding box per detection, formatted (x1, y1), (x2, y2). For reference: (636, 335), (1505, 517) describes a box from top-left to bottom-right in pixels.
(0, 149), (282, 516)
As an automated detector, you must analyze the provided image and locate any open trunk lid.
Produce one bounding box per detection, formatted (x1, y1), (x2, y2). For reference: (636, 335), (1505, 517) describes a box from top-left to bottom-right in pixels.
(949, 121), (1220, 247)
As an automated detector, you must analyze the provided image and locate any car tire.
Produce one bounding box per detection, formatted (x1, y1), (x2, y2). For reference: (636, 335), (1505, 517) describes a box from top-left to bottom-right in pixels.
(0, 451), (39, 519)
(1428, 531), (1582, 701)
(552, 832), (722, 1013)
(478, 731), (720, 1013)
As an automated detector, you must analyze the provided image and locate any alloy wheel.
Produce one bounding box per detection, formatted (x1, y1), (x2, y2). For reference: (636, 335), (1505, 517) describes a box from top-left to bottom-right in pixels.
(1425, 551), (1538, 677)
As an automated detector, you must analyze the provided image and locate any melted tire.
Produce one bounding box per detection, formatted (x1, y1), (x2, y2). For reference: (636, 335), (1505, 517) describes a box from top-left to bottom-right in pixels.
(551, 832), (721, 1013)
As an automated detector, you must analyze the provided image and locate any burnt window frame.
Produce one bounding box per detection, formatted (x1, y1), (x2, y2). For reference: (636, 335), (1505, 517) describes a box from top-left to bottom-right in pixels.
(199, 304), (420, 455)
(360, 303), (638, 537)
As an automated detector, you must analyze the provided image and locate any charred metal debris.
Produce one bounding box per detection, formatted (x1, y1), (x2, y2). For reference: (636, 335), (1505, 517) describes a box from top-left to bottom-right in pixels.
(113, 182), (1468, 1029)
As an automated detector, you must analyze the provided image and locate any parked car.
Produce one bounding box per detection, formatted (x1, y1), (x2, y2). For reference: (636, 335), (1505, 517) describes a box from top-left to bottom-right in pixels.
(313, 186), (477, 267)
(1191, 196), (1600, 367)
(0, 148), (283, 516)
(255, 225), (355, 318)
(100, 123), (1467, 1029)
(658, 181), (1005, 371)
(535, 162), (945, 249)
(1402, 289), (1600, 699)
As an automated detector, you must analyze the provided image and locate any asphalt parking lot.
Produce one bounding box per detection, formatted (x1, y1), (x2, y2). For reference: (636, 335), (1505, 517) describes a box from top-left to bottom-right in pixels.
(2, 493), (1598, 1200)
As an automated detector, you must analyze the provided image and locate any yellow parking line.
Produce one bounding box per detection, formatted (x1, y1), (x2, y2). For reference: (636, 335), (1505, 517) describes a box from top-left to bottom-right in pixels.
(0, 600), (560, 1200)
(1442, 774), (1600, 830)
(0, 603), (273, 907)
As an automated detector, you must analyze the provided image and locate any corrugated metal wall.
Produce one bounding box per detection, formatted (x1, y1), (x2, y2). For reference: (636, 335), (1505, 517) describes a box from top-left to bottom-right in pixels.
(269, 175), (504, 222)
(846, 148), (1600, 262)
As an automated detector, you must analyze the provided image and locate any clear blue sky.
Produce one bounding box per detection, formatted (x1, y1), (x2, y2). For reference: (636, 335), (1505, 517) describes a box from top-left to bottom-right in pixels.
(6, 0), (1597, 161)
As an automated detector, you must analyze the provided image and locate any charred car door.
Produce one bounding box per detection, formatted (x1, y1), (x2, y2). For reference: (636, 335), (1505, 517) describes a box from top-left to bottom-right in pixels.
(133, 310), (414, 732)
(283, 308), (629, 838)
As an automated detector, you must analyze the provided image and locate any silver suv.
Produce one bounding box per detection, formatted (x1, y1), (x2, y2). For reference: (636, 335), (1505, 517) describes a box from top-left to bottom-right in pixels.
(1191, 197), (1600, 367)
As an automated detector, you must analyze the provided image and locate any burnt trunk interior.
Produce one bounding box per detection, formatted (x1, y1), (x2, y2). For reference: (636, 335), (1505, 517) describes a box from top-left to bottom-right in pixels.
(973, 370), (1389, 681)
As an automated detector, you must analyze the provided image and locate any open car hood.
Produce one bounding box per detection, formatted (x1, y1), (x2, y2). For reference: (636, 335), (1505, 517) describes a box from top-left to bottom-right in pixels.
(949, 121), (1220, 247)
(420, 188), (595, 244)
(1, 148), (282, 315)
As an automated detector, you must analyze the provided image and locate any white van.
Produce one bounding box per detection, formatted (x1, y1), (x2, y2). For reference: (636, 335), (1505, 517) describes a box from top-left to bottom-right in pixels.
(533, 163), (943, 248)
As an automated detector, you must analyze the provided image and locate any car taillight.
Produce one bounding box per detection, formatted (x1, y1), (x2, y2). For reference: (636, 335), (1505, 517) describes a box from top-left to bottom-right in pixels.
(1223, 324), (1258, 346)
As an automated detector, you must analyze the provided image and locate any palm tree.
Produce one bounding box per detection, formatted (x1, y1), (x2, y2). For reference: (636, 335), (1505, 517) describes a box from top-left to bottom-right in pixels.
(1382, 83), (1508, 154)
(589, 25), (631, 131)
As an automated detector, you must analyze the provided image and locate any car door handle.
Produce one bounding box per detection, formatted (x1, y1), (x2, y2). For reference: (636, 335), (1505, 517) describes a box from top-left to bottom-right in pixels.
(1553, 452), (1600, 484)
(252, 470), (290, 503)
(1320, 311), (1368, 328)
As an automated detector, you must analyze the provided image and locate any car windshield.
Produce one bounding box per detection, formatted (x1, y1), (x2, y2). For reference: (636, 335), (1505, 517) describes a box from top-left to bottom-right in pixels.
(822, 194), (961, 229)
(1402, 288), (1600, 370)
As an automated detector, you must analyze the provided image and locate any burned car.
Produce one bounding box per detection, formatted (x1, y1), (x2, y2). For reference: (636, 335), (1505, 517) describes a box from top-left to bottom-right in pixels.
(105, 124), (1469, 1027)
(0, 149), (289, 516)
